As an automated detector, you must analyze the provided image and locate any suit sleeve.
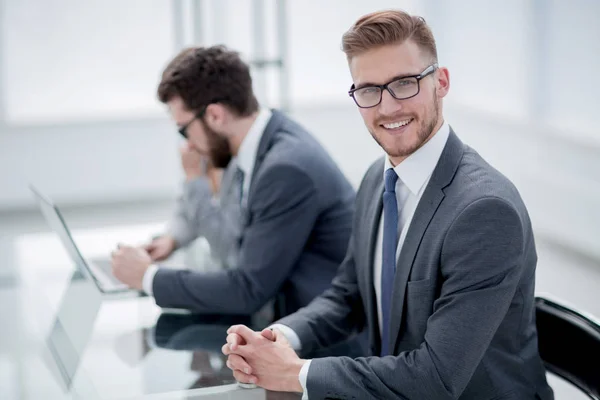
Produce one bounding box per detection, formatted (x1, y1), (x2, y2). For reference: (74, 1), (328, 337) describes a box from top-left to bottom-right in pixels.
(152, 165), (320, 314)
(303, 197), (525, 400)
(275, 238), (366, 356)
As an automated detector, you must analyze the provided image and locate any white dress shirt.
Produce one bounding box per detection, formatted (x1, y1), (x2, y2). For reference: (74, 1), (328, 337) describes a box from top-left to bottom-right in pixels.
(142, 108), (273, 295)
(274, 121), (450, 399)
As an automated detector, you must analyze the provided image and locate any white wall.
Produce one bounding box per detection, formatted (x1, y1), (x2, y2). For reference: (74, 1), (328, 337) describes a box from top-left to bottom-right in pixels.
(0, 0), (183, 208)
(0, 117), (181, 208)
(0, 0), (599, 261)
(1, 0), (175, 124)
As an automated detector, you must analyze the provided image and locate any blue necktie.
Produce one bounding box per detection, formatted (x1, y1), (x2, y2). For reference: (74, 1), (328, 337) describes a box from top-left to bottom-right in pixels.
(381, 168), (399, 357)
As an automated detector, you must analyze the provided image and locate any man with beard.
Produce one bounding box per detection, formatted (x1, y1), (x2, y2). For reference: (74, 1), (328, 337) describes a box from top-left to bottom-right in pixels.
(221, 9), (554, 400)
(111, 46), (358, 332)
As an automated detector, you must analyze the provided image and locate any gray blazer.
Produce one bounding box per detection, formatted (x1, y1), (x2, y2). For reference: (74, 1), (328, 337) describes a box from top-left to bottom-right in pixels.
(277, 130), (554, 399)
(152, 110), (356, 319)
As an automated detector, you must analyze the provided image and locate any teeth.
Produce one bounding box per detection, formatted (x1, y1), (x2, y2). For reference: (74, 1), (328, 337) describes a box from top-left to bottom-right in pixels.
(383, 119), (412, 129)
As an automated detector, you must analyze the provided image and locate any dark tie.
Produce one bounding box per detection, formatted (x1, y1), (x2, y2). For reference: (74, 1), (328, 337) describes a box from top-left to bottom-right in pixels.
(232, 166), (245, 206)
(381, 168), (399, 356)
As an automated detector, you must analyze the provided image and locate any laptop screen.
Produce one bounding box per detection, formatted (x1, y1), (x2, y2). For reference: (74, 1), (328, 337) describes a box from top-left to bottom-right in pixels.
(30, 186), (102, 286)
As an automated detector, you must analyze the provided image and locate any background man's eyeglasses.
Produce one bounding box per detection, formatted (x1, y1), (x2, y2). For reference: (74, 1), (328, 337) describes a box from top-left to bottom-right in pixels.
(348, 63), (438, 108)
(178, 106), (208, 139)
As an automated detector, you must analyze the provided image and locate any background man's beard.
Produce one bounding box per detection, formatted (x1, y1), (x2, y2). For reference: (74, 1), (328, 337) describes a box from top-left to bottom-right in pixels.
(209, 142), (232, 169)
(203, 122), (233, 169)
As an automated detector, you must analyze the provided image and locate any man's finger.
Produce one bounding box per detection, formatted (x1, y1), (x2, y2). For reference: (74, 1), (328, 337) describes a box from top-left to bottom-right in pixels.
(232, 369), (257, 385)
(272, 328), (290, 346)
(227, 325), (257, 344)
(226, 333), (245, 351)
(223, 342), (250, 358)
(227, 354), (252, 375)
(221, 343), (231, 356)
(142, 242), (155, 252)
(117, 243), (135, 251)
(111, 264), (121, 280)
(260, 328), (275, 341)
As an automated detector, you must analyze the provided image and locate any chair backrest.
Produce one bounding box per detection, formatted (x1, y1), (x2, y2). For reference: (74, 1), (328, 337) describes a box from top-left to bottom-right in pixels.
(535, 296), (600, 399)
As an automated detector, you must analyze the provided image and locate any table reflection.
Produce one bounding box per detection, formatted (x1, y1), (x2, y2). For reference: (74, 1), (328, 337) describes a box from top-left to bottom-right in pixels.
(148, 312), (301, 399)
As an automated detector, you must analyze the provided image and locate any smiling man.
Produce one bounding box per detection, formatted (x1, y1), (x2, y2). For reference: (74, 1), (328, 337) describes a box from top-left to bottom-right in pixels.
(222, 9), (554, 400)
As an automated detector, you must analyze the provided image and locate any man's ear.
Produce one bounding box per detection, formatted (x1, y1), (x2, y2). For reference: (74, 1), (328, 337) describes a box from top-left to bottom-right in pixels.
(436, 66), (450, 98)
(205, 103), (227, 127)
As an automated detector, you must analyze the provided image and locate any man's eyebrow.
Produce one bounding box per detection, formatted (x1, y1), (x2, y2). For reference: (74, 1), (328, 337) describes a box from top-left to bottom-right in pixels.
(354, 72), (420, 90)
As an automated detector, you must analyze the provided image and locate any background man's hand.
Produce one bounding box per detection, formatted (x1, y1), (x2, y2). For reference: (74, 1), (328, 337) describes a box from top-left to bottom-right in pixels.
(207, 167), (223, 195)
(143, 235), (177, 261)
(111, 245), (152, 290)
(180, 141), (204, 182)
(222, 325), (305, 393)
(180, 141), (223, 195)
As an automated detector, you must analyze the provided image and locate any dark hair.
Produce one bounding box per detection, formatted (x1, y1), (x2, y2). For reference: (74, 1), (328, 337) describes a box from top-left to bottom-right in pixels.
(342, 9), (437, 63)
(157, 45), (259, 116)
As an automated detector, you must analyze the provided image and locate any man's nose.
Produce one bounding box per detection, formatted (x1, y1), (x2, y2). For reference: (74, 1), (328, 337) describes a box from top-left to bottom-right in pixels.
(378, 89), (403, 116)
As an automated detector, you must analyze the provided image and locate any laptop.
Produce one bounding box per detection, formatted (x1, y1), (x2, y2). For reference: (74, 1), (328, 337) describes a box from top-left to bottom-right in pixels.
(30, 185), (143, 296)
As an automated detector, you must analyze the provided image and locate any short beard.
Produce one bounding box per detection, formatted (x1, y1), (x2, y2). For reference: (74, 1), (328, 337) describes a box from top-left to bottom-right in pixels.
(201, 120), (232, 169)
(373, 97), (440, 159)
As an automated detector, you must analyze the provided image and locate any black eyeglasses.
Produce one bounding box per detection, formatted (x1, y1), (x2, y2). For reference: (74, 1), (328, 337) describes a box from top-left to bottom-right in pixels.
(348, 63), (438, 108)
(178, 107), (208, 139)
(177, 97), (229, 139)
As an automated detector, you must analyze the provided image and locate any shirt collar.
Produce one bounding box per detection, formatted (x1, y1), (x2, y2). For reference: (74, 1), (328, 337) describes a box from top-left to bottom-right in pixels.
(236, 108), (273, 176)
(384, 121), (450, 195)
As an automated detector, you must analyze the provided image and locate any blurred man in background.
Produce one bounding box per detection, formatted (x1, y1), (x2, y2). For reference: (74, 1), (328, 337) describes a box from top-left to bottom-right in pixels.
(111, 46), (359, 333)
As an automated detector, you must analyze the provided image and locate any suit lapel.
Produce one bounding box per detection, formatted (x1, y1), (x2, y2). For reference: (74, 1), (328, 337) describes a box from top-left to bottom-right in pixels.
(388, 130), (464, 352)
(387, 186), (444, 351)
(364, 176), (383, 353)
(245, 109), (282, 206)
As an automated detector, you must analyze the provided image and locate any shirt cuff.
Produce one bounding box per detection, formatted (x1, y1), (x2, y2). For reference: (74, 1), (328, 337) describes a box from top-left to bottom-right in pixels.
(143, 264), (159, 296)
(269, 324), (302, 352)
(300, 359), (312, 400)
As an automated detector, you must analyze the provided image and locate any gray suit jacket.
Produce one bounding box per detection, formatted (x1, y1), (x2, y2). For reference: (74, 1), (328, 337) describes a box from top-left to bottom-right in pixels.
(277, 130), (554, 399)
(152, 110), (356, 319)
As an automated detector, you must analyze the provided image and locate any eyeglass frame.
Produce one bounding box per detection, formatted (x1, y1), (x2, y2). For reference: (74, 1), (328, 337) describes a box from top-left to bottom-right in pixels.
(348, 63), (439, 108)
(177, 98), (227, 139)
(178, 106), (210, 139)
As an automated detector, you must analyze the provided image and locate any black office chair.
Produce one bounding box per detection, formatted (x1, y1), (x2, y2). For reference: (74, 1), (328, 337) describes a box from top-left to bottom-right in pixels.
(535, 296), (600, 400)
